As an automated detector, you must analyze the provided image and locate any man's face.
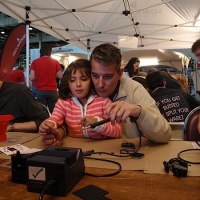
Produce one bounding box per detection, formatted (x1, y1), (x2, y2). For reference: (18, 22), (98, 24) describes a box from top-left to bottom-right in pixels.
(194, 48), (200, 62)
(91, 59), (123, 97)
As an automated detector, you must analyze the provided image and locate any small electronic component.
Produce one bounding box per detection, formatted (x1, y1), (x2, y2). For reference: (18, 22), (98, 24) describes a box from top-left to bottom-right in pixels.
(163, 158), (188, 178)
(120, 141), (135, 154)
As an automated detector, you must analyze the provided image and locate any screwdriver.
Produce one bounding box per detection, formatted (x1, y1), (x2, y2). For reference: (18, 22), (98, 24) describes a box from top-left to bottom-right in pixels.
(82, 118), (111, 130)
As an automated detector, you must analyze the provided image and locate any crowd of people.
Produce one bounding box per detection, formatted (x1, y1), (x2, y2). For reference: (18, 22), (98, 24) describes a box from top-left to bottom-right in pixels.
(1, 39), (200, 146)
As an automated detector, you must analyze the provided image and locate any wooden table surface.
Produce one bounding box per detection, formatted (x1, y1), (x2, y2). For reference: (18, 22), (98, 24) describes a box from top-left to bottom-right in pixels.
(0, 159), (199, 200)
(0, 133), (200, 199)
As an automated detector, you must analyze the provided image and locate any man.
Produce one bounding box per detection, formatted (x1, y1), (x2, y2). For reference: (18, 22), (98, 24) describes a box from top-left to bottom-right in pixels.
(30, 44), (63, 113)
(146, 71), (199, 122)
(40, 43), (171, 146)
(191, 39), (200, 59)
(90, 44), (171, 142)
(191, 39), (200, 133)
(159, 69), (181, 90)
(0, 81), (49, 132)
(4, 66), (25, 84)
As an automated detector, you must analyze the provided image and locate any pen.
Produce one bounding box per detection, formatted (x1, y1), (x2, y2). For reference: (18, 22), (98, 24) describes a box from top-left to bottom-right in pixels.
(83, 118), (111, 130)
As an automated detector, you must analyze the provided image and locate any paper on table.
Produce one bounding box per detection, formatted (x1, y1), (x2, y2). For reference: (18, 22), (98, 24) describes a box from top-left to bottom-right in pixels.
(0, 144), (42, 156)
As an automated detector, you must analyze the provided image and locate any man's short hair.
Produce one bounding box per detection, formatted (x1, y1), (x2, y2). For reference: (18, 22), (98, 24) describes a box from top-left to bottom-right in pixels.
(40, 44), (52, 56)
(191, 39), (200, 53)
(146, 71), (165, 91)
(90, 43), (122, 72)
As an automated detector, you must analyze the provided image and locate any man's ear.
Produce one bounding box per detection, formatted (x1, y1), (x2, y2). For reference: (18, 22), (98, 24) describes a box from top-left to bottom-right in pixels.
(119, 68), (124, 78)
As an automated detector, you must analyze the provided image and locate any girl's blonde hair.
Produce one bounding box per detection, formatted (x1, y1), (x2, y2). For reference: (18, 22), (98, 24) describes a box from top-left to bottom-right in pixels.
(174, 74), (189, 92)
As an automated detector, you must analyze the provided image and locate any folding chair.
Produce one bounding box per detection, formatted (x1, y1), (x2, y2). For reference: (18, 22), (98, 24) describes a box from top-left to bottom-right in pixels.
(184, 106), (200, 141)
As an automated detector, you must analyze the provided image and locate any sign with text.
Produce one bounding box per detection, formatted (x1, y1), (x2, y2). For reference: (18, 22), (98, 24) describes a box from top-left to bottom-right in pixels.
(0, 23), (26, 80)
(155, 93), (190, 122)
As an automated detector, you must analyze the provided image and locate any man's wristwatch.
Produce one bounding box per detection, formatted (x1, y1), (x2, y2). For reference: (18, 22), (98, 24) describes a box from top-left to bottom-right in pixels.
(9, 122), (15, 130)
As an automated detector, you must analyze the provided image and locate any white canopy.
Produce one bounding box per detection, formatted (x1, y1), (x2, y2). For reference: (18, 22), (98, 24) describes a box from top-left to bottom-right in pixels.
(0, 0), (200, 52)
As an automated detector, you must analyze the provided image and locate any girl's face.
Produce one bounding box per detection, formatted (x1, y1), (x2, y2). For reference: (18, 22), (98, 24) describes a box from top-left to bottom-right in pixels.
(68, 69), (91, 101)
(133, 61), (140, 72)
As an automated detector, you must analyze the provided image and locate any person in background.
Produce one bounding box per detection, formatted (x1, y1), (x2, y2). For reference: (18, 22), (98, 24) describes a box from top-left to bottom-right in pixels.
(0, 80), (49, 132)
(123, 57), (140, 78)
(42, 43), (171, 146)
(174, 74), (189, 93)
(30, 79), (37, 98)
(39, 59), (121, 144)
(56, 63), (65, 88)
(132, 76), (147, 90)
(191, 38), (200, 60)
(146, 71), (199, 122)
(30, 44), (63, 113)
(4, 66), (25, 84)
(160, 68), (176, 78)
(191, 38), (200, 134)
(159, 68), (181, 90)
(147, 67), (157, 74)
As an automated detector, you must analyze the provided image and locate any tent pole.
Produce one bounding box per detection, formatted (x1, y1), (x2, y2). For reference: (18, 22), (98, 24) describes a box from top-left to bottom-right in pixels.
(25, 24), (30, 87)
(25, 6), (31, 87)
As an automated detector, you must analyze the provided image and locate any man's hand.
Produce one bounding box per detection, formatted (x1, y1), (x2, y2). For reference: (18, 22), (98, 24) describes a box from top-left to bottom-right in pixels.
(105, 101), (142, 125)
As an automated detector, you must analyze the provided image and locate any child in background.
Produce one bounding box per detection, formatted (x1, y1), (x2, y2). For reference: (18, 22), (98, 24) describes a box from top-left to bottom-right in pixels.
(39, 59), (121, 140)
(174, 74), (189, 93)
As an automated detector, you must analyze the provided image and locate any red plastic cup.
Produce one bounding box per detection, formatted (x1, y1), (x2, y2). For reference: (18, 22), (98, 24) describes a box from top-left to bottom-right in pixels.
(0, 115), (14, 141)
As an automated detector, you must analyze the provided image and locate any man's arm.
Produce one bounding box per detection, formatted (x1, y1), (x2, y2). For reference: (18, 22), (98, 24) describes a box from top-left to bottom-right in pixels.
(106, 80), (171, 143)
(18, 85), (49, 131)
(30, 70), (35, 81)
(7, 121), (37, 132)
(40, 124), (67, 146)
(56, 70), (63, 79)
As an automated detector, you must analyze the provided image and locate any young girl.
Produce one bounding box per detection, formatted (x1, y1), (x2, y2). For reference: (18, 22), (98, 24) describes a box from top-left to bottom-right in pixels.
(39, 59), (121, 139)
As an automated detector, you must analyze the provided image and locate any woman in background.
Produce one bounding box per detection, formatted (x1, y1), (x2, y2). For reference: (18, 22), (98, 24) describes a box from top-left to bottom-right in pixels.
(123, 57), (140, 78)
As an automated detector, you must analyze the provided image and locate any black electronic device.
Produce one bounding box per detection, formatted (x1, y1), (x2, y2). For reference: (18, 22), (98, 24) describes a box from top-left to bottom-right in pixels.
(11, 147), (85, 197)
(11, 151), (31, 184)
(163, 158), (188, 178)
(26, 146), (85, 197)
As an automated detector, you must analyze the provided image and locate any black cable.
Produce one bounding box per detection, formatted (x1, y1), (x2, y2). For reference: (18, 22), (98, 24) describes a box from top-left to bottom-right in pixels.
(84, 156), (122, 177)
(177, 149), (200, 164)
(91, 151), (132, 158)
(133, 119), (142, 154)
(196, 140), (200, 147)
(38, 180), (56, 200)
(91, 119), (143, 158)
(83, 118), (143, 177)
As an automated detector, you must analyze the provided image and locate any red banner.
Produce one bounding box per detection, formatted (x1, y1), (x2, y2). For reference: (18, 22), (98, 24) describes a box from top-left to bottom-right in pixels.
(0, 23), (26, 80)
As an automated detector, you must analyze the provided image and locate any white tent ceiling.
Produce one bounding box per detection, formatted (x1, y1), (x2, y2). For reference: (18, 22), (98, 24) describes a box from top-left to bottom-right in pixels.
(0, 0), (200, 53)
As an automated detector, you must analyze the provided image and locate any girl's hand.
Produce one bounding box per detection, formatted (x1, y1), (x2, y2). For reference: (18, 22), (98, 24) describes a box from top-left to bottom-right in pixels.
(39, 120), (64, 147)
(80, 116), (98, 128)
(39, 120), (56, 135)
